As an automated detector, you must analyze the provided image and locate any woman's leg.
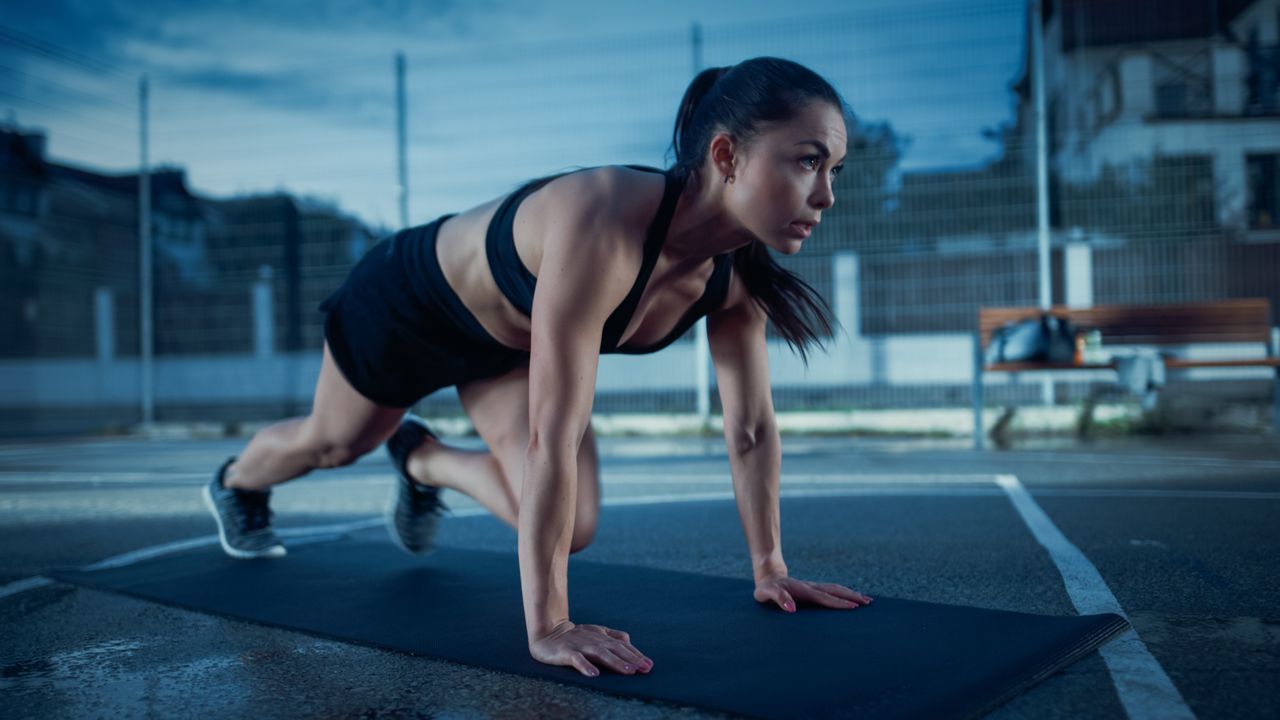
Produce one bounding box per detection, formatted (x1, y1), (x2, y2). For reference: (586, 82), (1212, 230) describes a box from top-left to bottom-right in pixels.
(224, 341), (406, 491)
(404, 364), (600, 553)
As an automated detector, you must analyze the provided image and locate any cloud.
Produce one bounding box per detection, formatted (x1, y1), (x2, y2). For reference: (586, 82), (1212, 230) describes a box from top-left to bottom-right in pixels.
(2, 0), (507, 77)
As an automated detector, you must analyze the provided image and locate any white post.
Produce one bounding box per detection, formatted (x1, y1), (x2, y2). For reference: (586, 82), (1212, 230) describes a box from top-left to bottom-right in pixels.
(834, 252), (860, 340)
(94, 287), (115, 362)
(1064, 230), (1093, 309)
(138, 73), (154, 426)
(695, 319), (711, 422)
(253, 265), (275, 358)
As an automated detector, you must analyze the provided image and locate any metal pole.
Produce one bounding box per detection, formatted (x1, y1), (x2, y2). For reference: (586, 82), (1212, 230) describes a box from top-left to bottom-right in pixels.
(1031, 0), (1055, 406)
(139, 74), (154, 427)
(690, 22), (711, 427)
(396, 52), (409, 230)
(973, 331), (985, 451)
(1031, 0), (1051, 310)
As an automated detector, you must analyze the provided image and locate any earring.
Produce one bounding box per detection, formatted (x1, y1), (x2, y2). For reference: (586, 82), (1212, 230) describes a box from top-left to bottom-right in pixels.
(723, 174), (734, 185)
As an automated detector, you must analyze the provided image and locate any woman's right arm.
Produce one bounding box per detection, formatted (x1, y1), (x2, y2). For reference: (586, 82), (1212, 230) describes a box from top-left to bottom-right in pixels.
(520, 171), (653, 677)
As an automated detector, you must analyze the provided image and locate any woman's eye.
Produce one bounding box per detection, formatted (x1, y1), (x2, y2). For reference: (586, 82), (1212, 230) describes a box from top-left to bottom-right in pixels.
(801, 156), (821, 170)
(831, 165), (844, 177)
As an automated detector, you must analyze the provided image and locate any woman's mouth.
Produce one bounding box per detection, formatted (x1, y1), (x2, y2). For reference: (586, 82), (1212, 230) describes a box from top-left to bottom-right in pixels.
(787, 222), (813, 239)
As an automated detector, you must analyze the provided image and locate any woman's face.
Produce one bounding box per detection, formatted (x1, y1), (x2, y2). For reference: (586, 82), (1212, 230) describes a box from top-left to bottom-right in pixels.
(720, 101), (847, 254)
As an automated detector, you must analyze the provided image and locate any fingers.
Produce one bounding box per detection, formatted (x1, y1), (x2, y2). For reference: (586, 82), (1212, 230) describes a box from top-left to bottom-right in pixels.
(597, 647), (643, 675)
(608, 639), (653, 672)
(583, 624), (634, 645)
(554, 626), (653, 676)
(771, 587), (797, 612)
(601, 627), (631, 644)
(788, 583), (849, 609)
(568, 651), (600, 678)
(815, 582), (874, 605)
(583, 625), (651, 670)
(576, 644), (648, 675)
(767, 580), (874, 611)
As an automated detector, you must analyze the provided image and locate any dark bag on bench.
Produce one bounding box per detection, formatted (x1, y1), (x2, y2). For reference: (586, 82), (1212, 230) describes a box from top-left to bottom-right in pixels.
(985, 313), (1077, 365)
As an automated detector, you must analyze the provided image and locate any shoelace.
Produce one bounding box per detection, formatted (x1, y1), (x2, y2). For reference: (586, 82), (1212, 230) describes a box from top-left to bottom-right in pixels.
(231, 488), (274, 532)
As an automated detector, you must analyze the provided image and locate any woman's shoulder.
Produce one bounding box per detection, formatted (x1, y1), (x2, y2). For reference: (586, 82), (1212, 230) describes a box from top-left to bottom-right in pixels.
(524, 165), (667, 230)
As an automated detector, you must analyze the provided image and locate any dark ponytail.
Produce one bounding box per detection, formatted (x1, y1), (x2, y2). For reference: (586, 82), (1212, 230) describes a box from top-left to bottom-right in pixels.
(666, 57), (844, 365)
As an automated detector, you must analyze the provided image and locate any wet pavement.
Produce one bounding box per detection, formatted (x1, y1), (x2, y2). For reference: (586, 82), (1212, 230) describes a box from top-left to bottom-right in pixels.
(1, 432), (1277, 719)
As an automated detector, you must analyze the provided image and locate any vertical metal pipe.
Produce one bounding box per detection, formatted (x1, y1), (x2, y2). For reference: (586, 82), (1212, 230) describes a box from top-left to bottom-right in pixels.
(973, 331), (985, 451)
(691, 22), (711, 426)
(1271, 326), (1279, 432)
(396, 52), (409, 230)
(1031, 0), (1055, 406)
(138, 74), (153, 427)
(1032, 0), (1051, 310)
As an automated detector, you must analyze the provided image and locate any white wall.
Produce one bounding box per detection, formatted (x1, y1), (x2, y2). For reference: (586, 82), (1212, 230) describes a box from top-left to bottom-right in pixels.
(2, 335), (1273, 411)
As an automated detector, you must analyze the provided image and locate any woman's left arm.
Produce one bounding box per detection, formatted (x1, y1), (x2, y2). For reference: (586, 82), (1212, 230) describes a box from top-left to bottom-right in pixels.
(706, 298), (874, 613)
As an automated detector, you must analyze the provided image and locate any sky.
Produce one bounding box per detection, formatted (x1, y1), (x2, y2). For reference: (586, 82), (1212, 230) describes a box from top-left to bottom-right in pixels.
(0, 0), (1027, 230)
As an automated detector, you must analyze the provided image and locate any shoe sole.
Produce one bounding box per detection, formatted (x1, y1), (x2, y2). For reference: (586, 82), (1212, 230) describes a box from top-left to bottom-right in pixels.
(202, 482), (287, 560)
(384, 495), (438, 557)
(385, 433), (438, 557)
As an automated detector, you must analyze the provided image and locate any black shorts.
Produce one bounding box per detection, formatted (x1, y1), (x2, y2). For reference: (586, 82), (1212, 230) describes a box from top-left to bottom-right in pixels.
(318, 214), (529, 408)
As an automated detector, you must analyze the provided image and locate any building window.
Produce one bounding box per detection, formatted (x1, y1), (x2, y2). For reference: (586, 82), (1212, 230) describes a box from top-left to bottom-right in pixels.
(1247, 154), (1278, 230)
(1151, 50), (1212, 118)
(1245, 26), (1279, 115)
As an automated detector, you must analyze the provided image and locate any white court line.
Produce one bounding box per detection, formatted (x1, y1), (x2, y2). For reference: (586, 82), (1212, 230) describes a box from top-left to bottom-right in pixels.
(0, 471), (1252, 720)
(0, 471), (1004, 486)
(5, 486), (986, 601)
(995, 474), (1196, 720)
(983, 451), (1280, 471)
(0, 472), (210, 485)
(1, 479), (1274, 601)
(0, 575), (53, 600)
(605, 473), (998, 485)
(1028, 488), (1280, 501)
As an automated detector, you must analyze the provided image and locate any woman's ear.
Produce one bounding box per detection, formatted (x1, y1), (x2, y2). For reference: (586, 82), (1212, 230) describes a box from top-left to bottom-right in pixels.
(707, 132), (737, 181)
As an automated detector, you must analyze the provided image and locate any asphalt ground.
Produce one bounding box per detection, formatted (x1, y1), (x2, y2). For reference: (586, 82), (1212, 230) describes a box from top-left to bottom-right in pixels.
(1, 432), (1278, 719)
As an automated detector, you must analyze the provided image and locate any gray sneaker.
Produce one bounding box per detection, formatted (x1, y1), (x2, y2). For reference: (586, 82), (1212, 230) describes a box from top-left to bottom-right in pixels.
(203, 457), (286, 559)
(385, 414), (450, 555)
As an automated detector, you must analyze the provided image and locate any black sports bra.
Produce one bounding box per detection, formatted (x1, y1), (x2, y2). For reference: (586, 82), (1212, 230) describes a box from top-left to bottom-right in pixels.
(485, 164), (733, 355)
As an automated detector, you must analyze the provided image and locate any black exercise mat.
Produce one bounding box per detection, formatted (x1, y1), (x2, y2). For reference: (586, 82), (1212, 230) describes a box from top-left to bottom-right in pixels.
(54, 539), (1128, 720)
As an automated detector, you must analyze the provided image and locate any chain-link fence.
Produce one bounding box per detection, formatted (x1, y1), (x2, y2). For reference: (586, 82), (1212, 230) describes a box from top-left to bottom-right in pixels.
(2, 1), (1278, 435)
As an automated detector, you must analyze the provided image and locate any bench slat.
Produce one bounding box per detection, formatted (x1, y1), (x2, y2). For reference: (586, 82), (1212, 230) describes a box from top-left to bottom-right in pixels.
(986, 358), (1280, 372)
(978, 299), (1274, 347)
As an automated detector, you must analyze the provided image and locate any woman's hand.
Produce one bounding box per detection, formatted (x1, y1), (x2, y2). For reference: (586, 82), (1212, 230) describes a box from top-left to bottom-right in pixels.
(754, 572), (874, 612)
(529, 620), (654, 677)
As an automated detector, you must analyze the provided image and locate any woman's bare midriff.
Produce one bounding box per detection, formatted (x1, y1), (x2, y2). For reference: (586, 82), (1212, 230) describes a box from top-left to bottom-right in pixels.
(432, 167), (732, 353)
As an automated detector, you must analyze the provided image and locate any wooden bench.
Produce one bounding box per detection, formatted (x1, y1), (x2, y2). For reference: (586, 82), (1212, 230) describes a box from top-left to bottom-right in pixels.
(971, 298), (1280, 449)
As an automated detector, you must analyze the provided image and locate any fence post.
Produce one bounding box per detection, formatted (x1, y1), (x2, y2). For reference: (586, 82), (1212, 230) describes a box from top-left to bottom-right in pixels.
(253, 265), (275, 358)
(834, 251), (860, 341)
(1272, 326), (1279, 432)
(1065, 231), (1093, 308)
(695, 318), (710, 424)
(94, 287), (115, 363)
(973, 331), (985, 451)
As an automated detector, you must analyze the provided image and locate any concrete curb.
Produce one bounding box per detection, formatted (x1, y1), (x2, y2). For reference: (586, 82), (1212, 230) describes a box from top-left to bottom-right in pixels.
(126, 404), (1155, 440)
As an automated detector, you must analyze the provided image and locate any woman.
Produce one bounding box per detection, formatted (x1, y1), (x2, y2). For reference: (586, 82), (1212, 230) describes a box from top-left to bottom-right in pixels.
(203, 56), (874, 678)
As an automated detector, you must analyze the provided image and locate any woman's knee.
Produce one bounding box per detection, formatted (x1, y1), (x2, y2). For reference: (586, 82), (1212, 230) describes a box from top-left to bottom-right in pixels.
(313, 441), (368, 469)
(569, 429), (599, 554)
(569, 519), (597, 554)
(304, 425), (384, 469)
